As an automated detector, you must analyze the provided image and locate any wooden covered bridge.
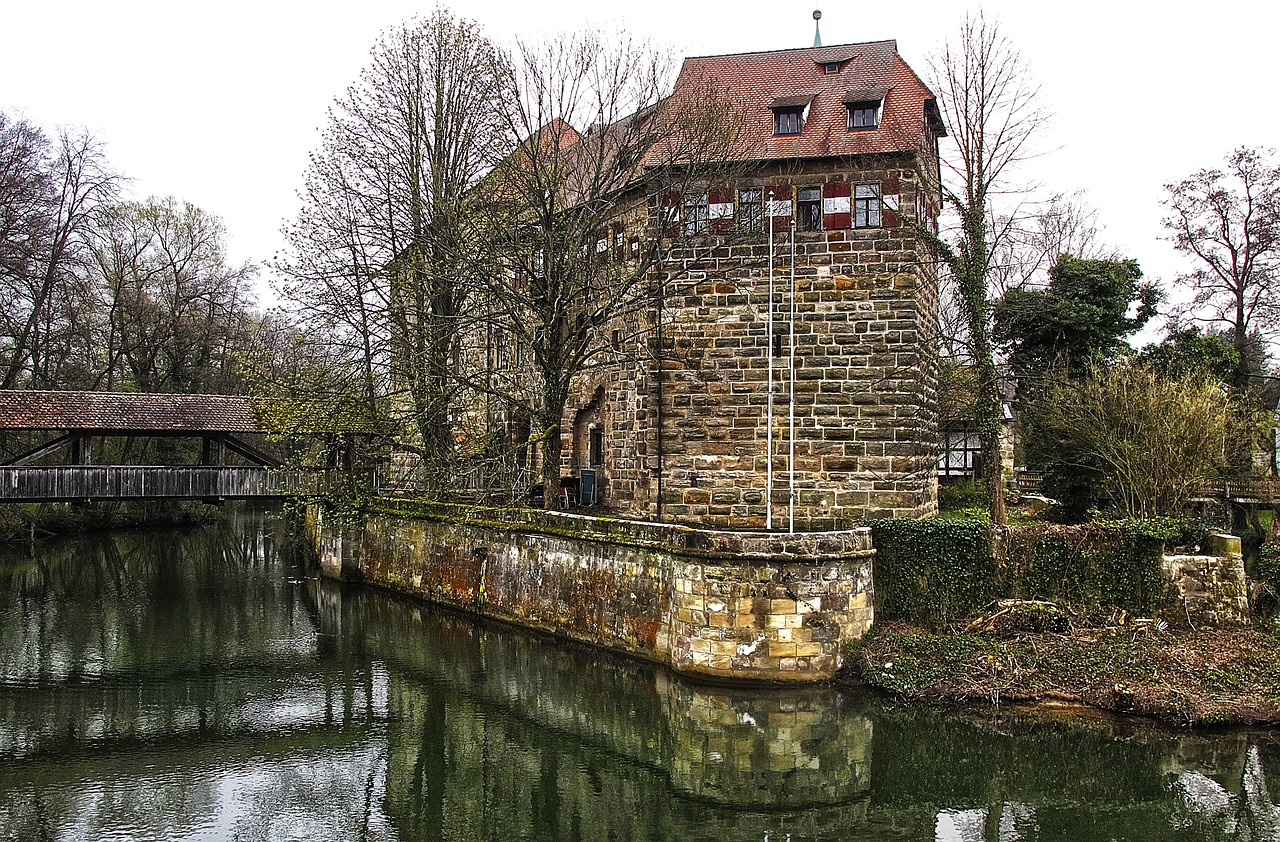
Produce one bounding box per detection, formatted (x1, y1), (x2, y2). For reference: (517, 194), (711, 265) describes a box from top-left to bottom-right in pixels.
(0, 391), (331, 502)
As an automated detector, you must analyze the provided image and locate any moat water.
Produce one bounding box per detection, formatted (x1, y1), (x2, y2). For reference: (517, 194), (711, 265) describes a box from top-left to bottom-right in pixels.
(2, 508), (1280, 841)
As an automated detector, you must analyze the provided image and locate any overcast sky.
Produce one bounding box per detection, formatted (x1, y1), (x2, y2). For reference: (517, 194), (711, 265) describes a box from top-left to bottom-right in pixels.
(3, 0), (1275, 337)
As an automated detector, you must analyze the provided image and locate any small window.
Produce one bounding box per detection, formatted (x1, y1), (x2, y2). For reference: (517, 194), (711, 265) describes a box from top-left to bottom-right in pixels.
(589, 427), (604, 468)
(772, 327), (789, 357)
(847, 101), (880, 131)
(683, 193), (708, 235)
(493, 328), (507, 370)
(773, 107), (804, 136)
(854, 184), (881, 228)
(739, 188), (763, 233)
(823, 62), (841, 75)
(797, 187), (822, 231)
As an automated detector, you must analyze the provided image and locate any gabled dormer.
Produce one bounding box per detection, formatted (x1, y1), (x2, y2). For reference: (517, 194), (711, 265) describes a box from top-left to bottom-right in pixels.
(771, 95), (814, 136)
(844, 87), (888, 131)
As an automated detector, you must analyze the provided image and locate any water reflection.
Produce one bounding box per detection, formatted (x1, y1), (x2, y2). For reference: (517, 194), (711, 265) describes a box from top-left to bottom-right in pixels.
(0, 510), (1279, 840)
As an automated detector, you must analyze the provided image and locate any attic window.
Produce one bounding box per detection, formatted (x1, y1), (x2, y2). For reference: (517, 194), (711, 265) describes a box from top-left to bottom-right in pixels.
(774, 108), (804, 136)
(847, 100), (880, 131)
(822, 62), (841, 75)
(771, 95), (813, 137)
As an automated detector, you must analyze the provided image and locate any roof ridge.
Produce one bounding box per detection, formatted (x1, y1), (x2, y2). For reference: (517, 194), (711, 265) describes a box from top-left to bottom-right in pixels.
(681, 40), (897, 61)
(0, 389), (251, 399)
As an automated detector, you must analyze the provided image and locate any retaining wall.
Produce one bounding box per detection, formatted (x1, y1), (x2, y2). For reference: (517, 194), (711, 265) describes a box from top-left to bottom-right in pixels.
(310, 502), (875, 683)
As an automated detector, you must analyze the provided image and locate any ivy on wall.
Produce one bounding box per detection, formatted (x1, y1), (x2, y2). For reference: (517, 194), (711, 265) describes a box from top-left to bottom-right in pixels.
(871, 518), (1177, 628)
(870, 518), (997, 627)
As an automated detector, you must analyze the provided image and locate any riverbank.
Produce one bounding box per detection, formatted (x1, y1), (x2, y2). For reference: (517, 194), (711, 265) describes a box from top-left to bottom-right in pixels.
(0, 500), (227, 542)
(844, 619), (1280, 727)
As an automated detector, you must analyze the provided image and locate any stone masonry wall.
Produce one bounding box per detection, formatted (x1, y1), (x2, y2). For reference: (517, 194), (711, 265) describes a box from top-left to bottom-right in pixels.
(563, 154), (939, 528)
(311, 503), (875, 683)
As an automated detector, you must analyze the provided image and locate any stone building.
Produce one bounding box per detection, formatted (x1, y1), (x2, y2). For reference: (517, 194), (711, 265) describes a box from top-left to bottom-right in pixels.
(498, 39), (945, 529)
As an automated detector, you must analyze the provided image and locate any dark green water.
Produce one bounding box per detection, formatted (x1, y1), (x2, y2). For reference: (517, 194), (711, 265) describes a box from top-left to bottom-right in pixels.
(2, 510), (1280, 841)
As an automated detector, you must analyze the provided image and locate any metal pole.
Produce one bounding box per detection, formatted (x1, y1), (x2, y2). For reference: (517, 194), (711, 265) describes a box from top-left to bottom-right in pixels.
(766, 190), (775, 531)
(655, 267), (665, 522)
(789, 218), (796, 534)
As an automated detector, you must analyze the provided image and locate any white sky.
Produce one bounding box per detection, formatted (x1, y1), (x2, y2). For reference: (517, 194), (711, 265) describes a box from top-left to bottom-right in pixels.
(3, 0), (1275, 338)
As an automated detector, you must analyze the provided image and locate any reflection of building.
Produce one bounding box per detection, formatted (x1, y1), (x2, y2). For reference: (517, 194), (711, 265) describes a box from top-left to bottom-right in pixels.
(506, 39), (947, 528)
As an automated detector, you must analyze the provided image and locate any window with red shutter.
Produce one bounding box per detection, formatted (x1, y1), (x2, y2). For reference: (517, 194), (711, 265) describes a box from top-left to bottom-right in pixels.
(708, 186), (734, 234)
(738, 188), (763, 233)
(612, 226), (625, 260)
(854, 184), (880, 228)
(797, 187), (822, 231)
(764, 185), (792, 231)
(683, 192), (708, 235)
(660, 190), (681, 238)
(822, 182), (851, 229)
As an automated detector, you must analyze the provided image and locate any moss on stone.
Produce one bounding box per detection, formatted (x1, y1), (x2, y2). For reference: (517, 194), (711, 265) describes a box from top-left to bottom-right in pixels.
(847, 622), (1280, 727)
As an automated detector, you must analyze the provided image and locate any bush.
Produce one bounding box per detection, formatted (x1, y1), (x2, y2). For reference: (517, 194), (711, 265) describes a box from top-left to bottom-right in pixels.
(1024, 362), (1235, 519)
(1004, 520), (1173, 612)
(1254, 542), (1280, 619)
(871, 517), (1176, 628)
(937, 479), (988, 513)
(870, 518), (997, 627)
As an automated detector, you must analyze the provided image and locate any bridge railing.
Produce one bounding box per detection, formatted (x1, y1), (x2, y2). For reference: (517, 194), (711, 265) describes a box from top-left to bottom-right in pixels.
(0, 466), (334, 501)
(1200, 478), (1280, 503)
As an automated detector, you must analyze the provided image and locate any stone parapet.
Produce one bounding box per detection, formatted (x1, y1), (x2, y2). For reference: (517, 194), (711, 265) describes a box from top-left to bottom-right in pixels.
(1161, 547), (1250, 629)
(310, 501), (874, 683)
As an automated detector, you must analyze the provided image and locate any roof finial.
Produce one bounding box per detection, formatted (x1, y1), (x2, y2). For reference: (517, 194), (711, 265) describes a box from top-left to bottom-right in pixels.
(812, 10), (823, 48)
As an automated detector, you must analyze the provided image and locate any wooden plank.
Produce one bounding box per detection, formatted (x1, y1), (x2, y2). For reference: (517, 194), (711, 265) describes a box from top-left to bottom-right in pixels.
(0, 467), (332, 501)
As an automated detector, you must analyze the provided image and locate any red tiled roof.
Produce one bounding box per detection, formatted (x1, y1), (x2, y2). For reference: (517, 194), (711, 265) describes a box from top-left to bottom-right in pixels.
(652, 40), (939, 164)
(0, 391), (261, 432)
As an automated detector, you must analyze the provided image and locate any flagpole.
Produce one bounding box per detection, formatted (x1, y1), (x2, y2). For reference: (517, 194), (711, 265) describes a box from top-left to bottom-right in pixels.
(765, 189), (775, 531)
(789, 217), (796, 534)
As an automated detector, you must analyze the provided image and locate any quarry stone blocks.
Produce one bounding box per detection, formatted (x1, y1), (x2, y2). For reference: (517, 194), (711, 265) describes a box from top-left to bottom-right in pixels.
(313, 505), (875, 683)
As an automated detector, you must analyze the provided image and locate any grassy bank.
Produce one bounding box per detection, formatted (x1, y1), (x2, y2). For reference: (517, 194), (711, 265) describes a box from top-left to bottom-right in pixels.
(0, 500), (228, 542)
(845, 618), (1280, 727)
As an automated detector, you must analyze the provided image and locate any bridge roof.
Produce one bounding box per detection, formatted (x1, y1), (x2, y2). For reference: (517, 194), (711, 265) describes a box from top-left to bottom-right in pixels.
(0, 391), (262, 433)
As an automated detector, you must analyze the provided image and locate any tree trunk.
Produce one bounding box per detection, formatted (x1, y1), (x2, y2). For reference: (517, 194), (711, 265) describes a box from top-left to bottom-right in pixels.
(974, 354), (1006, 526)
(539, 417), (562, 511)
(536, 368), (571, 510)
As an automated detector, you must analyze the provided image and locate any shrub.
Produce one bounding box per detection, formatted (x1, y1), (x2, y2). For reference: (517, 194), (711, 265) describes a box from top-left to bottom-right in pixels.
(937, 479), (988, 513)
(870, 518), (996, 627)
(871, 518), (1176, 628)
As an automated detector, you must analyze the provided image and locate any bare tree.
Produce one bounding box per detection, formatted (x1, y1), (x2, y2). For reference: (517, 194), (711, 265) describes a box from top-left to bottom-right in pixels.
(1163, 146), (1280, 384)
(91, 197), (256, 393)
(275, 11), (507, 493)
(988, 192), (1115, 296)
(1032, 361), (1232, 519)
(472, 30), (748, 504)
(924, 12), (1049, 524)
(0, 116), (118, 388)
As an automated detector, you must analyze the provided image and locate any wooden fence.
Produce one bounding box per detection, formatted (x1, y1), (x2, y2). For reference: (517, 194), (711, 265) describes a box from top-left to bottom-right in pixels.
(0, 466), (332, 502)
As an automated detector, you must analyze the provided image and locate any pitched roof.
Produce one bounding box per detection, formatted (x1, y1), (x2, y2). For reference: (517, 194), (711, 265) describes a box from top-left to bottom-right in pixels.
(659, 40), (941, 162)
(0, 391), (261, 432)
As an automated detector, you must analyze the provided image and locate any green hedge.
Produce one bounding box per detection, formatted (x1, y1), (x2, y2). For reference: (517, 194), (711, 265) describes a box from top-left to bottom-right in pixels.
(870, 518), (997, 627)
(1257, 542), (1280, 587)
(1003, 520), (1173, 612)
(870, 518), (1176, 628)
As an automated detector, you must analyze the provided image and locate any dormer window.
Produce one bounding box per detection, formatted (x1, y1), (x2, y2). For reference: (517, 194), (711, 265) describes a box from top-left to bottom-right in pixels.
(774, 107), (804, 135)
(770, 95), (813, 137)
(814, 52), (857, 76)
(847, 100), (880, 131)
(843, 87), (888, 133)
